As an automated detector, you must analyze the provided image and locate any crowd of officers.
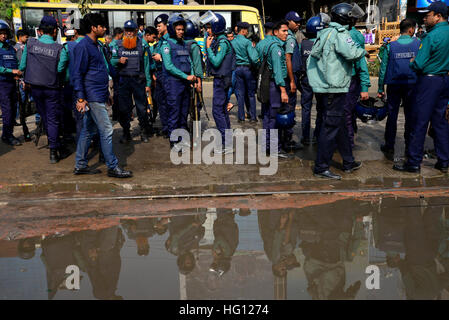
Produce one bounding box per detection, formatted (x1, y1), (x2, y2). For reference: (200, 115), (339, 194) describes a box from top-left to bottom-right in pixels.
(0, 1), (449, 180)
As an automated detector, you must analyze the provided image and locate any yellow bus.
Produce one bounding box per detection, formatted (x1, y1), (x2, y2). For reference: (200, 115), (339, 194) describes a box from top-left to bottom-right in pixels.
(13, 2), (264, 42)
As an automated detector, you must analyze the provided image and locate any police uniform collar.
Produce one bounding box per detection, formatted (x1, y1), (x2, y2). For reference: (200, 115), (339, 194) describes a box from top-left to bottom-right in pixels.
(40, 34), (55, 42)
(429, 21), (448, 32)
(329, 22), (348, 31)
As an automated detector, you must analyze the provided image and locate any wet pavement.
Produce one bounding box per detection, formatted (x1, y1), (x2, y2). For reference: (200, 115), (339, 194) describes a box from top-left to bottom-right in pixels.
(1, 196), (449, 300)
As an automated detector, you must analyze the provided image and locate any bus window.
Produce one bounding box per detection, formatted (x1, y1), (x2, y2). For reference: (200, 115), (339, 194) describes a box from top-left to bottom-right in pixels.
(231, 11), (241, 31)
(22, 9), (58, 31)
(108, 10), (131, 32)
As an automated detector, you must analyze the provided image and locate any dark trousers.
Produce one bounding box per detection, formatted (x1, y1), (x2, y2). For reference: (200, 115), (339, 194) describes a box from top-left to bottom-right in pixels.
(165, 75), (190, 143)
(344, 76), (361, 148)
(262, 81), (286, 152)
(407, 75), (449, 167)
(30, 85), (61, 149)
(155, 70), (168, 133)
(0, 80), (17, 139)
(235, 66), (257, 121)
(314, 93), (354, 173)
(299, 75), (315, 140)
(118, 76), (151, 134)
(384, 83), (415, 150)
(212, 77), (231, 146)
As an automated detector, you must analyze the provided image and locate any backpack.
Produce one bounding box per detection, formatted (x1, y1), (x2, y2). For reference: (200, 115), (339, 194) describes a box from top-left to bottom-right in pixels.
(257, 42), (276, 104)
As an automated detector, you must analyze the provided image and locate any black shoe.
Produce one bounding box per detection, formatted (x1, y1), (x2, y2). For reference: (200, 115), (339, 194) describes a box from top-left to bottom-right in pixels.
(2, 136), (22, 146)
(434, 162), (448, 173)
(343, 161), (362, 173)
(73, 166), (102, 175)
(314, 170), (342, 180)
(108, 166), (133, 178)
(120, 131), (132, 144)
(278, 150), (290, 159)
(392, 163), (420, 173)
(50, 149), (59, 164)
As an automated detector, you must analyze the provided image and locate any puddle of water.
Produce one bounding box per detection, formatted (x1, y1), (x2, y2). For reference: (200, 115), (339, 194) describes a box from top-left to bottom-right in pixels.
(1, 197), (449, 300)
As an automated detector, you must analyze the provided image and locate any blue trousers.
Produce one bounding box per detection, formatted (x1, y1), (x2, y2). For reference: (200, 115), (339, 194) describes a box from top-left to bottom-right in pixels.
(299, 75), (315, 140)
(30, 85), (62, 149)
(344, 77), (360, 148)
(407, 75), (449, 167)
(212, 77), (231, 146)
(164, 75), (190, 143)
(118, 76), (151, 133)
(384, 84), (415, 150)
(0, 80), (17, 140)
(155, 70), (168, 133)
(235, 66), (257, 121)
(75, 102), (118, 170)
(314, 93), (354, 173)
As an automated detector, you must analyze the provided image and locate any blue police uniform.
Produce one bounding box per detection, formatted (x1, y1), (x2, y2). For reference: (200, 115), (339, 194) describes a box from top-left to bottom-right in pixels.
(116, 37), (152, 139)
(0, 41), (19, 143)
(154, 33), (169, 135)
(21, 36), (63, 150)
(161, 37), (193, 145)
(379, 36), (420, 152)
(207, 35), (235, 147)
(299, 38), (322, 143)
(405, 21), (449, 170)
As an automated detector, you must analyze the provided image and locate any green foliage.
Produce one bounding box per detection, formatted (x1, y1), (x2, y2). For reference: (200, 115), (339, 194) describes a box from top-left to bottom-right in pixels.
(0, 0), (26, 22)
(368, 59), (380, 77)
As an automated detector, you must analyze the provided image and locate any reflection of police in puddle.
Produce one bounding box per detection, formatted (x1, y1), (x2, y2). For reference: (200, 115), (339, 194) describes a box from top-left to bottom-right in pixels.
(258, 210), (301, 279)
(165, 214), (206, 275)
(385, 202), (449, 300)
(76, 226), (124, 300)
(296, 205), (364, 299)
(121, 218), (156, 256)
(209, 209), (239, 277)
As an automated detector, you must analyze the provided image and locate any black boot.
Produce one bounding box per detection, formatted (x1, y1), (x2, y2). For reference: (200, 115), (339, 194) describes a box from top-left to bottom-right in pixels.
(50, 149), (59, 164)
(120, 129), (132, 144)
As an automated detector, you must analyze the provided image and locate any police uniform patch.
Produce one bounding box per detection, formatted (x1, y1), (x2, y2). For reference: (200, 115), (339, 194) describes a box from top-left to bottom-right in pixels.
(346, 38), (354, 44)
(145, 51), (148, 56)
(164, 47), (170, 53)
(290, 42), (294, 48)
(278, 50), (282, 57)
(218, 46), (221, 52)
(419, 44), (423, 50)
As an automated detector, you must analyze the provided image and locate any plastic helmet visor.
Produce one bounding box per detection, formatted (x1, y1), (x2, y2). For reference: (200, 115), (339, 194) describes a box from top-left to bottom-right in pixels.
(197, 11), (219, 26)
(348, 3), (365, 19)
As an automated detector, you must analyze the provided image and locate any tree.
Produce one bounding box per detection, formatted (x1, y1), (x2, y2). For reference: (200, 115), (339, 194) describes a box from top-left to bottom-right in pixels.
(0, 0), (26, 29)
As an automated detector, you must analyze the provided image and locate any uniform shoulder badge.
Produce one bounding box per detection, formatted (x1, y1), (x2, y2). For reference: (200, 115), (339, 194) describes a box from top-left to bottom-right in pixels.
(278, 50), (282, 57)
(164, 46), (170, 54)
(346, 37), (354, 44)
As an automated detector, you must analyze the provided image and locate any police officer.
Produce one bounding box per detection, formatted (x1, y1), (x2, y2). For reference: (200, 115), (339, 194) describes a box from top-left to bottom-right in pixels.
(161, 14), (196, 152)
(58, 25), (87, 145)
(377, 19), (420, 160)
(184, 19), (204, 119)
(152, 14), (170, 138)
(113, 20), (153, 144)
(307, 3), (367, 180)
(143, 26), (158, 123)
(19, 16), (68, 163)
(109, 27), (123, 121)
(299, 14), (328, 146)
(262, 20), (290, 158)
(0, 20), (22, 146)
(344, 5), (371, 148)
(284, 11), (303, 150)
(232, 21), (260, 123)
(394, 1), (449, 173)
(206, 13), (235, 154)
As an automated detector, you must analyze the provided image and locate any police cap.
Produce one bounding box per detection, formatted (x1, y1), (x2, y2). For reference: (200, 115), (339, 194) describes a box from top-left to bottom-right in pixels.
(285, 11), (302, 22)
(124, 20), (138, 30)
